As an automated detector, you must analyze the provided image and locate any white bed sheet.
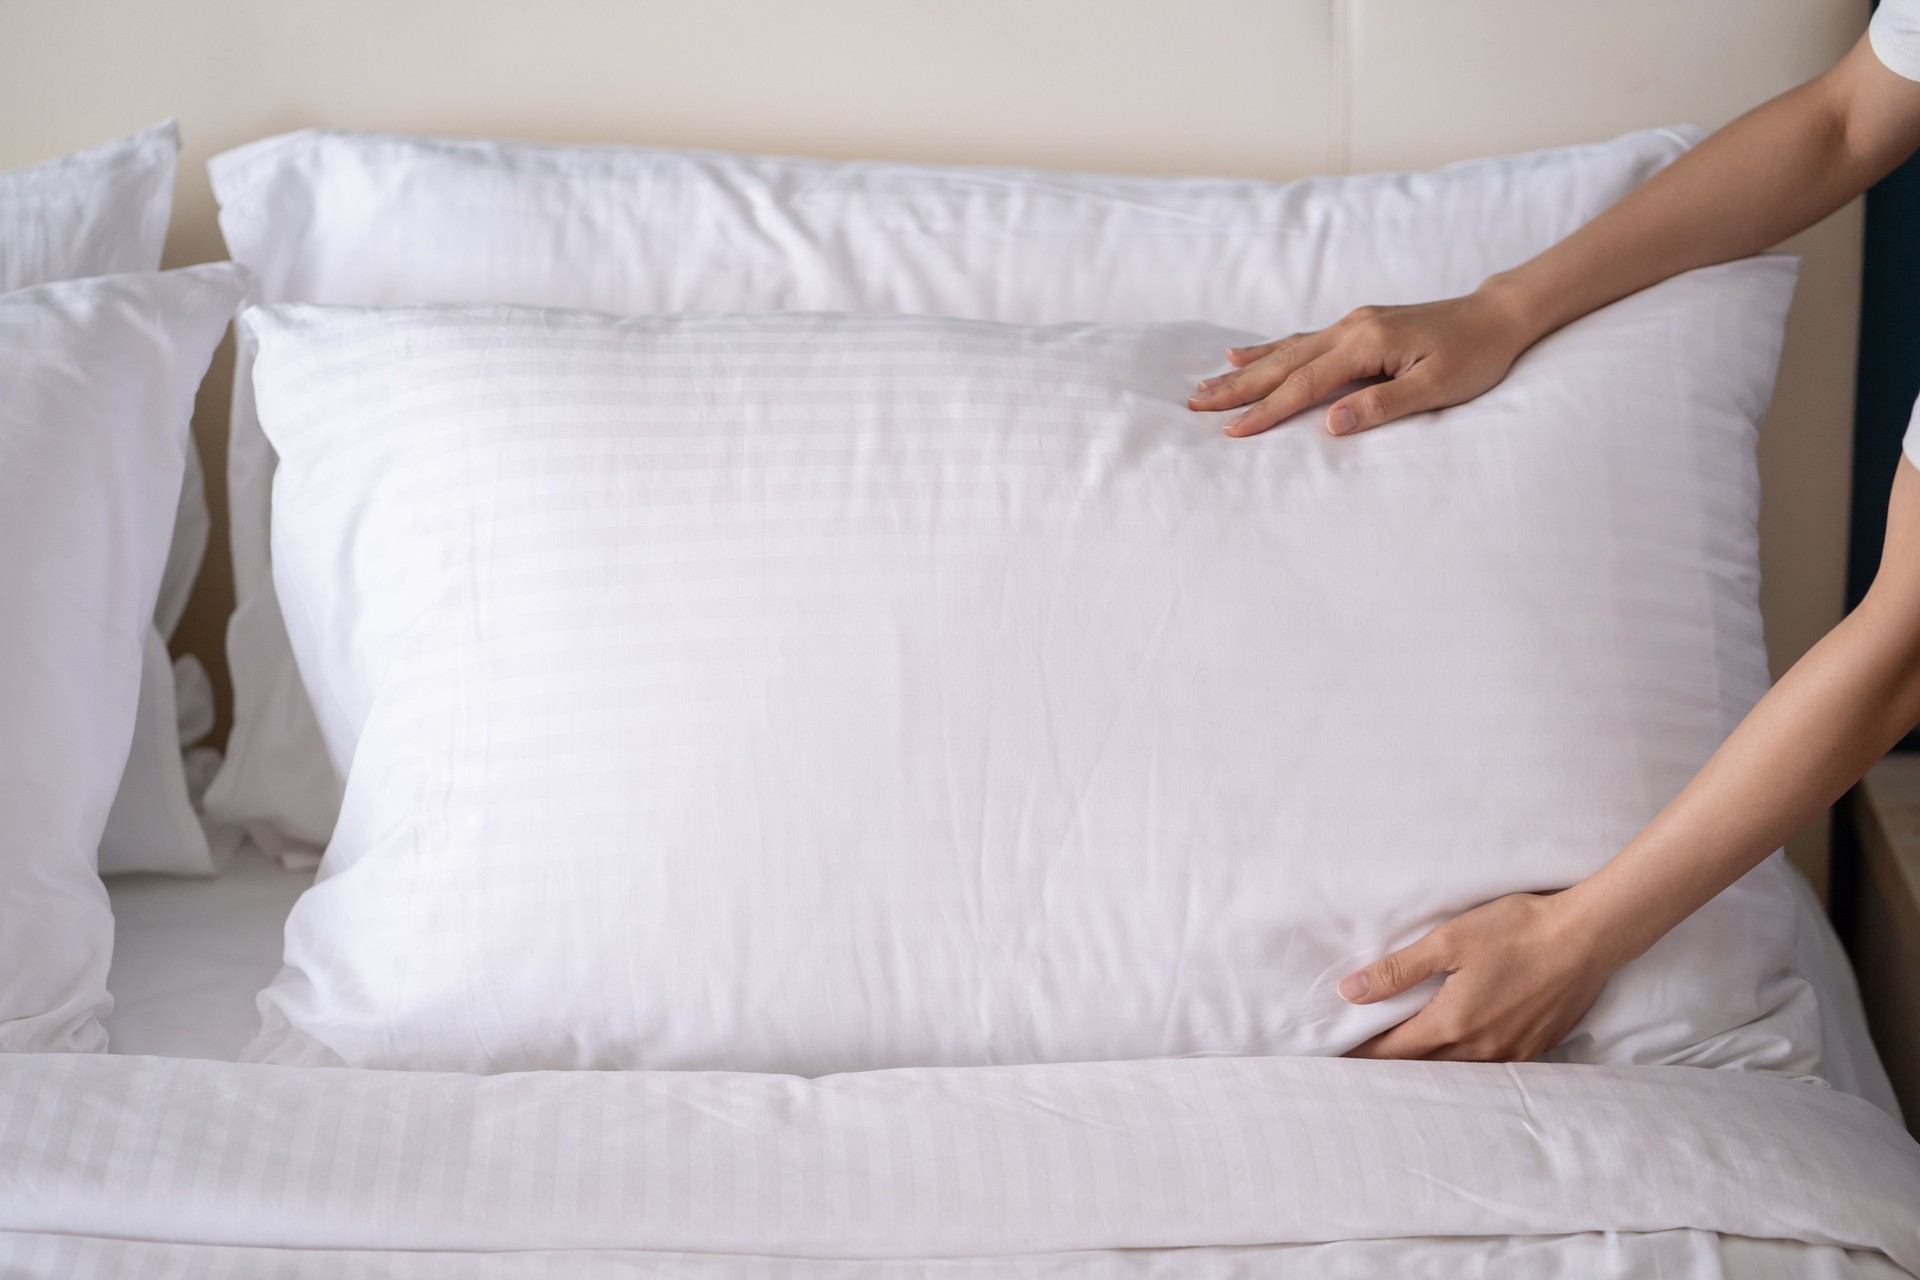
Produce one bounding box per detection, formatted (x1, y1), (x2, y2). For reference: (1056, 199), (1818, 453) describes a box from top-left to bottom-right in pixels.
(101, 851), (1901, 1120)
(1791, 864), (1904, 1121)
(4, 1051), (1917, 1276)
(74, 853), (1919, 1276)
(102, 850), (312, 1062)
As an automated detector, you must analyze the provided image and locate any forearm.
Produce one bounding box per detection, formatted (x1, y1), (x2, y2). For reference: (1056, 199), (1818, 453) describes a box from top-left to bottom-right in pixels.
(1563, 465), (1920, 966)
(1481, 36), (1920, 343)
(1199, 32), (1920, 440)
(1343, 579), (1920, 1058)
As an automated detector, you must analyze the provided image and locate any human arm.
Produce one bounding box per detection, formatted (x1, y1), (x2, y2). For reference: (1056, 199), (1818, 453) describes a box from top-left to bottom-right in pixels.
(1341, 459), (1920, 1061)
(1189, 32), (1920, 438)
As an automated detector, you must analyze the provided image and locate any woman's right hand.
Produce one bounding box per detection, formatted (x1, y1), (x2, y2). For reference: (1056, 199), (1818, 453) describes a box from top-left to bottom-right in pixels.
(1187, 286), (1543, 439)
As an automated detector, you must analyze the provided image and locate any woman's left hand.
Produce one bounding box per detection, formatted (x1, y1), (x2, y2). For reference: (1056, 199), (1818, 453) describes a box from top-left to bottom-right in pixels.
(1339, 891), (1622, 1062)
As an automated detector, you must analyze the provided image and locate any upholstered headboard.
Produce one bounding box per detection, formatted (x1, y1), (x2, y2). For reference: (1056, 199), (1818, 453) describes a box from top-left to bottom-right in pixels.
(0, 0), (1869, 886)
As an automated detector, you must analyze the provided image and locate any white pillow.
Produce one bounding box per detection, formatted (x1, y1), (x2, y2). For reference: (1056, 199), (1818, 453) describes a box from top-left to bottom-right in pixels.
(244, 258), (1820, 1076)
(0, 122), (177, 291)
(205, 125), (1703, 862)
(0, 121), (220, 877)
(0, 264), (247, 1053)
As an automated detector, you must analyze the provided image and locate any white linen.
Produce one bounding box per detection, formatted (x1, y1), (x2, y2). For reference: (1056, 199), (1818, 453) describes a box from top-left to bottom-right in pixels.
(0, 264), (247, 1053)
(2, 1054), (1915, 1275)
(101, 846), (1901, 1113)
(95, 635), (215, 878)
(204, 124), (1702, 863)
(0, 120), (176, 291)
(4, 1234), (1905, 1278)
(0, 119), (222, 878)
(101, 853), (313, 1060)
(1793, 866), (1903, 1121)
(244, 258), (1817, 1076)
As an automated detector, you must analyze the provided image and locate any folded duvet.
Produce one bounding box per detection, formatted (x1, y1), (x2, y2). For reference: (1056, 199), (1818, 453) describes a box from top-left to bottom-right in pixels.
(3, 1055), (1915, 1277)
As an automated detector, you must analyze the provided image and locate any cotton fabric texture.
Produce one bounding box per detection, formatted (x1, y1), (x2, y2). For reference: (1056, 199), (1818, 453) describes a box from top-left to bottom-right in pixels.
(205, 124), (1705, 863)
(0, 264), (248, 1053)
(0, 121), (176, 292)
(6, 1050), (1915, 1275)
(245, 258), (1816, 1076)
(0, 120), (222, 878)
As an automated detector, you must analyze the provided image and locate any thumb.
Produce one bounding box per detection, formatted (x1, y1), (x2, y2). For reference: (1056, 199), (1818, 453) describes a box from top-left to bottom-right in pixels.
(1339, 931), (1450, 1004)
(1325, 371), (1443, 436)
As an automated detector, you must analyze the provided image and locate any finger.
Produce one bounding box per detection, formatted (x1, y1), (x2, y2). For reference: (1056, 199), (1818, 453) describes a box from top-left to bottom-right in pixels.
(1421, 1040), (1497, 1063)
(1425, 1014), (1568, 1065)
(1337, 929), (1450, 1004)
(1324, 368), (1442, 436)
(1223, 335), (1292, 367)
(1188, 333), (1330, 411)
(1223, 349), (1368, 438)
(1346, 1009), (1456, 1061)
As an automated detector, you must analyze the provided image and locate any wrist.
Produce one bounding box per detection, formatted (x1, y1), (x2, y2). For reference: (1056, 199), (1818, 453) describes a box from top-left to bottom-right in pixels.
(1550, 875), (1671, 971)
(1471, 271), (1560, 349)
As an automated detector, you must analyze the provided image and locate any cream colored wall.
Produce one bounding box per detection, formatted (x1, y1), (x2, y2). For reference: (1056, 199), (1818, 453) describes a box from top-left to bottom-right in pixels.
(0, 0), (1868, 887)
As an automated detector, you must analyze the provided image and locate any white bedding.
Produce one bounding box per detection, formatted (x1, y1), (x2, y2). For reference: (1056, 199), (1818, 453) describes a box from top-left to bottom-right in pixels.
(203, 126), (1703, 867)
(240, 283), (1820, 1075)
(100, 853), (1901, 1121)
(102, 852), (312, 1061)
(1791, 868), (1904, 1122)
(4, 1050), (1916, 1277)
(0, 265), (247, 1054)
(5, 1236), (1907, 1278)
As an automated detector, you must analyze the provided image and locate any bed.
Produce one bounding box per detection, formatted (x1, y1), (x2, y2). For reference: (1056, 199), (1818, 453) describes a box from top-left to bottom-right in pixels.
(6, 869), (1914, 1274)
(98, 854), (1901, 1109)
(17, 866), (1916, 1274)
(5, 1), (1920, 1276)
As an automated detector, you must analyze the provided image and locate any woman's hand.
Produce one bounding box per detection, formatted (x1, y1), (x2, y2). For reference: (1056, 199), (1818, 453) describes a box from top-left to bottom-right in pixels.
(1338, 890), (1622, 1062)
(1187, 287), (1541, 439)
(1187, 33), (1920, 443)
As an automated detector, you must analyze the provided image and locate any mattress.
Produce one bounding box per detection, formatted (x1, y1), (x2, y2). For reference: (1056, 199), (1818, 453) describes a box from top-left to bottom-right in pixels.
(101, 849), (1903, 1121)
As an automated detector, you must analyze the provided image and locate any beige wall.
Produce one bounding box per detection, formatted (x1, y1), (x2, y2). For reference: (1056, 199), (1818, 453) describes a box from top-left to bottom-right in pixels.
(0, 0), (1869, 886)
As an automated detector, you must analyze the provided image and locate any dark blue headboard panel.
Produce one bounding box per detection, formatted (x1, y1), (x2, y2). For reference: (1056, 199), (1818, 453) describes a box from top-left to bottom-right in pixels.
(1849, 150), (1920, 610)
(1839, 19), (1920, 925)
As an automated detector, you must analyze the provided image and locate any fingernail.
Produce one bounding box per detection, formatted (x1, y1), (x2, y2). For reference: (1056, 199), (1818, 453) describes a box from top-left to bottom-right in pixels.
(1338, 972), (1370, 1002)
(1328, 406), (1357, 435)
(1195, 377), (1219, 391)
(1224, 414), (1247, 434)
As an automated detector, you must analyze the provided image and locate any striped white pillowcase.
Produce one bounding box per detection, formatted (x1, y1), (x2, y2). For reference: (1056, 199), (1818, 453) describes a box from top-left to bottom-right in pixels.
(245, 265), (1816, 1076)
(205, 125), (1705, 865)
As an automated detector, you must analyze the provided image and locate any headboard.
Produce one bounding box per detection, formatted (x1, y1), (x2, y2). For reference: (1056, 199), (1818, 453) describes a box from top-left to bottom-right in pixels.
(0, 0), (1869, 888)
